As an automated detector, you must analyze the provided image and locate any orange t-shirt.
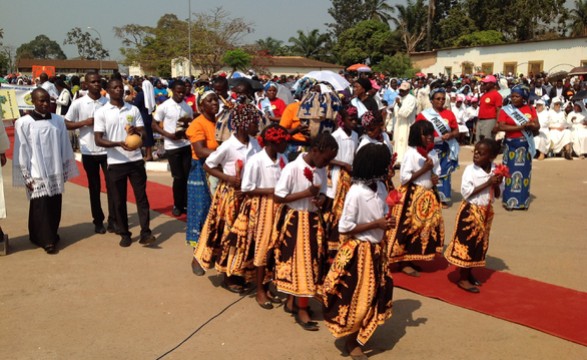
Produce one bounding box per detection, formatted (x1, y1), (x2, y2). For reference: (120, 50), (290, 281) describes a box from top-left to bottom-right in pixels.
(185, 114), (219, 160)
(279, 102), (307, 143)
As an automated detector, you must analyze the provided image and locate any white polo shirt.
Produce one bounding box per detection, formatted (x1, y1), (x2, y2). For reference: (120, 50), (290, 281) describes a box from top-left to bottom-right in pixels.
(327, 128), (358, 198)
(205, 134), (261, 176)
(153, 98), (193, 150)
(94, 102), (144, 165)
(400, 146), (440, 189)
(241, 148), (288, 192)
(65, 95), (108, 155)
(339, 182), (388, 243)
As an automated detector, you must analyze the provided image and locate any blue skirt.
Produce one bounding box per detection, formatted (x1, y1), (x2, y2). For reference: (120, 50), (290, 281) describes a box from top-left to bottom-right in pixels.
(186, 159), (211, 246)
(502, 137), (532, 210)
(434, 141), (458, 203)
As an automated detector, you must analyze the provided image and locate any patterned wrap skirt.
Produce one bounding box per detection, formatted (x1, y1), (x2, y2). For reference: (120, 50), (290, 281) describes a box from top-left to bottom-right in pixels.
(269, 206), (326, 297)
(186, 159), (211, 247)
(325, 168), (352, 252)
(321, 239), (394, 345)
(225, 194), (279, 282)
(193, 181), (241, 272)
(502, 137), (532, 210)
(444, 201), (494, 268)
(387, 183), (445, 263)
(435, 141), (458, 203)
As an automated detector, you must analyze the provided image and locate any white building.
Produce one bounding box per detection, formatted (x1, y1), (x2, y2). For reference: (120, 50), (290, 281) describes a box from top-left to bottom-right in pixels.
(410, 36), (587, 77)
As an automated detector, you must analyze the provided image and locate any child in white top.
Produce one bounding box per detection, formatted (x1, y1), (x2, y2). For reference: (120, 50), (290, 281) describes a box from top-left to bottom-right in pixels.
(357, 111), (393, 154)
(445, 139), (503, 293)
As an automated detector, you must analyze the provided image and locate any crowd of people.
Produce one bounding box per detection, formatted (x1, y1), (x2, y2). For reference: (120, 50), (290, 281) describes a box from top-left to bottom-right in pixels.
(1, 67), (585, 359)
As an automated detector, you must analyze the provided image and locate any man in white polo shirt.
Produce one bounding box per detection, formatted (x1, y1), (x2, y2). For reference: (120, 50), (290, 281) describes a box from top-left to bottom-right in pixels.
(94, 78), (156, 248)
(65, 71), (116, 234)
(152, 79), (193, 216)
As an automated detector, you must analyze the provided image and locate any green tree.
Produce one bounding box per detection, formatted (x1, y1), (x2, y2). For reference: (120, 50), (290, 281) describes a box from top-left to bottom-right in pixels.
(223, 48), (252, 74)
(255, 37), (288, 56)
(16, 35), (66, 60)
(335, 20), (398, 65)
(64, 27), (109, 60)
(454, 30), (505, 47)
(373, 52), (418, 78)
(390, 0), (428, 53)
(288, 29), (330, 60)
(436, 3), (477, 48)
(568, 0), (587, 36)
(363, 0), (395, 23)
(327, 0), (368, 38)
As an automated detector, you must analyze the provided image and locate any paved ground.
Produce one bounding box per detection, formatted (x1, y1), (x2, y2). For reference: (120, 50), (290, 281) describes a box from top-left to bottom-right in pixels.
(1, 145), (586, 360)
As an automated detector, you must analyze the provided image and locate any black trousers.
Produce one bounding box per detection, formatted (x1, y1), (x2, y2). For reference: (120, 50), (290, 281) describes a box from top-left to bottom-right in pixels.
(29, 194), (62, 249)
(108, 160), (151, 238)
(82, 154), (116, 226)
(166, 145), (192, 210)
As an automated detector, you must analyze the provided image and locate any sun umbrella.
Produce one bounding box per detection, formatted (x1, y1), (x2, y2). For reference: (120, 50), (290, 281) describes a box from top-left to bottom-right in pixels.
(568, 67), (587, 76)
(228, 77), (264, 92)
(357, 66), (372, 73)
(416, 72), (426, 78)
(301, 70), (350, 91)
(274, 83), (295, 104)
(347, 63), (369, 71)
(572, 90), (587, 101)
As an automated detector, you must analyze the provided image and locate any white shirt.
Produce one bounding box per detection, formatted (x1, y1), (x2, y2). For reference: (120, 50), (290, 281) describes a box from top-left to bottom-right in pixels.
(274, 153), (328, 212)
(400, 146), (440, 189)
(339, 182), (388, 244)
(461, 163), (502, 206)
(205, 134), (261, 176)
(94, 102), (144, 165)
(153, 98), (193, 150)
(465, 106), (479, 121)
(241, 148), (287, 192)
(548, 109), (569, 129)
(40, 81), (59, 99)
(357, 132), (393, 154)
(65, 95), (108, 155)
(327, 128), (359, 198)
(56, 88), (71, 116)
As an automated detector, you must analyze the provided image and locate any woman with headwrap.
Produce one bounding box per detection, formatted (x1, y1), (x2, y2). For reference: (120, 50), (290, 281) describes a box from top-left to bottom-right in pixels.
(569, 101), (587, 158)
(185, 89), (220, 275)
(351, 78), (381, 121)
(415, 88), (460, 208)
(193, 103), (262, 292)
(259, 82), (287, 122)
(497, 85), (540, 210)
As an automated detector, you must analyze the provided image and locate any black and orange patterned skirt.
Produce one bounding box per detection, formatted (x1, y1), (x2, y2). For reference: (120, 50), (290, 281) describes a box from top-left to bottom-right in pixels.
(324, 168), (352, 252)
(387, 183), (445, 263)
(193, 181), (241, 272)
(321, 239), (394, 345)
(270, 207), (326, 297)
(444, 201), (494, 268)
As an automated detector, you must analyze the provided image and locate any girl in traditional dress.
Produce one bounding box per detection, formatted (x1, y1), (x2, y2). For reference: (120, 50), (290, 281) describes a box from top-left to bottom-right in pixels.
(387, 121), (443, 277)
(416, 88), (459, 208)
(322, 143), (395, 360)
(444, 139), (503, 293)
(324, 106), (359, 258)
(193, 103), (261, 292)
(357, 111), (395, 192)
(497, 85), (540, 210)
(186, 90), (220, 276)
(272, 133), (338, 331)
(224, 124), (290, 309)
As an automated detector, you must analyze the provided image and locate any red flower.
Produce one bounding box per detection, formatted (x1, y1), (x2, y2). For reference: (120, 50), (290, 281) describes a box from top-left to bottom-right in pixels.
(416, 146), (429, 158)
(279, 157), (286, 169)
(386, 189), (403, 207)
(257, 135), (265, 148)
(391, 152), (398, 166)
(494, 164), (511, 178)
(303, 167), (314, 183)
(235, 159), (244, 175)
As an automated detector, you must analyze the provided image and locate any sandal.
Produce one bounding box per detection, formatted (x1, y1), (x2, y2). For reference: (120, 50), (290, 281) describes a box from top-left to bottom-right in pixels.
(294, 313), (319, 331)
(221, 280), (243, 294)
(257, 300), (274, 310)
(401, 265), (420, 277)
(457, 281), (480, 293)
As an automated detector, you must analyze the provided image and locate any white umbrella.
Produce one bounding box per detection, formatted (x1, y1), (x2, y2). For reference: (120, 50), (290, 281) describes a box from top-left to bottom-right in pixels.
(298, 70), (350, 91)
(275, 83), (294, 104)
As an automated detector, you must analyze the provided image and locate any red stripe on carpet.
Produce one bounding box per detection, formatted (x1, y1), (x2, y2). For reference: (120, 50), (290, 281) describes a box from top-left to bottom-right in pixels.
(5, 124), (587, 345)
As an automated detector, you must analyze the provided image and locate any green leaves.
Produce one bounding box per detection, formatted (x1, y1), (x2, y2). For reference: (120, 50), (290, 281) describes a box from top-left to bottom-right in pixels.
(63, 27), (109, 60)
(16, 35), (66, 60)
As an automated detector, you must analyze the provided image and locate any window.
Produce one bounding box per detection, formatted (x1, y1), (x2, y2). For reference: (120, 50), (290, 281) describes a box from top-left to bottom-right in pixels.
(445, 67), (452, 77)
(581, 60), (587, 67)
(503, 62), (517, 76)
(481, 63), (494, 75)
(461, 62), (474, 75)
(528, 61), (543, 76)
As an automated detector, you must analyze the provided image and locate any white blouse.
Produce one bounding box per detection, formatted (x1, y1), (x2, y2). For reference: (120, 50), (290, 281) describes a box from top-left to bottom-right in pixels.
(461, 163), (503, 206)
(241, 148), (287, 192)
(339, 182), (388, 244)
(205, 134), (261, 176)
(327, 128), (359, 198)
(274, 153), (327, 212)
(357, 132), (393, 154)
(153, 98), (193, 150)
(400, 146), (440, 189)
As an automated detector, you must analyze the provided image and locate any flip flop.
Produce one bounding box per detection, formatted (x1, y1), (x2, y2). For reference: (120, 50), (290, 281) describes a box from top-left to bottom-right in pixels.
(257, 300), (274, 310)
(401, 266), (420, 277)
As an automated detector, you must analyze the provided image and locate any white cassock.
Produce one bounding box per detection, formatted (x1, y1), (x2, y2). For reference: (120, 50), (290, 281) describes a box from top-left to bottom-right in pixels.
(393, 93), (417, 164)
(547, 109), (572, 153)
(534, 108), (550, 154)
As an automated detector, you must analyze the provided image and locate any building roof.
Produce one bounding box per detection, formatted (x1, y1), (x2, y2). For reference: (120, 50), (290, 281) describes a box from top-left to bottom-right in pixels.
(16, 58), (119, 70)
(254, 56), (342, 69)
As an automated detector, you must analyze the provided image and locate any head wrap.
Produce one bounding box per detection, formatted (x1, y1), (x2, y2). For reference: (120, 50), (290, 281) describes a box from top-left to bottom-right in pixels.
(230, 103), (261, 130)
(429, 87), (446, 100)
(361, 110), (376, 128)
(355, 78), (372, 92)
(195, 86), (217, 113)
(294, 77), (317, 98)
(510, 85), (529, 100)
(264, 81), (278, 92)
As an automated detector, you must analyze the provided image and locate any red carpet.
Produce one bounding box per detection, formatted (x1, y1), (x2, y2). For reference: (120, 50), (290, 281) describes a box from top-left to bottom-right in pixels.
(5, 124), (587, 346)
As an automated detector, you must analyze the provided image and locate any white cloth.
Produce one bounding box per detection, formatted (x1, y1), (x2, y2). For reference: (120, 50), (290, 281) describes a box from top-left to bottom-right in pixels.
(274, 153), (328, 212)
(12, 114), (79, 200)
(338, 181), (388, 244)
(0, 113), (8, 218)
(65, 94), (108, 155)
(461, 163), (503, 206)
(569, 106), (587, 155)
(56, 88), (71, 116)
(205, 134), (261, 176)
(547, 109), (572, 153)
(452, 104), (469, 134)
(142, 79), (156, 114)
(534, 108), (550, 154)
(152, 98), (193, 150)
(400, 146), (440, 189)
(357, 132), (393, 155)
(93, 102), (144, 165)
(241, 148), (287, 192)
(465, 105), (479, 121)
(327, 128), (358, 198)
(415, 86), (431, 113)
(40, 81), (59, 100)
(393, 93), (417, 164)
